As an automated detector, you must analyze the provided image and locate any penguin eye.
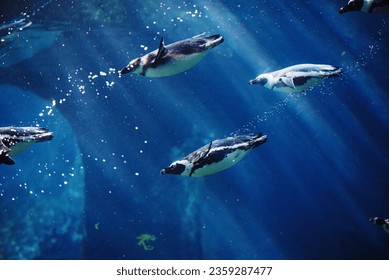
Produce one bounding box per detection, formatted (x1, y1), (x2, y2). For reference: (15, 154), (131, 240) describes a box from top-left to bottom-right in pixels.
(348, 0), (355, 6)
(169, 163), (185, 174)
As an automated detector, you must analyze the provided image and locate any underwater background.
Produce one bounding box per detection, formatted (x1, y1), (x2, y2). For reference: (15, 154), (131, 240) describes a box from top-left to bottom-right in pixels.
(0, 0), (388, 259)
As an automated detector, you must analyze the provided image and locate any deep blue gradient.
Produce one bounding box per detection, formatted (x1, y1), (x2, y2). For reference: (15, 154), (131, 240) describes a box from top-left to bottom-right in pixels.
(0, 0), (388, 259)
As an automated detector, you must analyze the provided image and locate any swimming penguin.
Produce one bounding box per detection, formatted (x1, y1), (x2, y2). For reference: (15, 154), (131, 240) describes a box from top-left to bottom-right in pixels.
(248, 64), (342, 94)
(339, 0), (389, 14)
(369, 217), (389, 234)
(160, 132), (267, 177)
(119, 33), (224, 77)
(0, 126), (53, 165)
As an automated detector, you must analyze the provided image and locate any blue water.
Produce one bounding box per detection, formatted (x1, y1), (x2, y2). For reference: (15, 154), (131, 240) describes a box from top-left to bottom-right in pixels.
(0, 0), (388, 260)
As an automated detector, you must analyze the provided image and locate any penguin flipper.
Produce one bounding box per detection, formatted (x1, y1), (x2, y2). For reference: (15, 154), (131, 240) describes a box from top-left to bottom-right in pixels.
(153, 38), (166, 63)
(1, 140), (11, 151)
(0, 140), (15, 165)
(281, 77), (296, 88)
(188, 141), (213, 177)
(0, 155), (15, 165)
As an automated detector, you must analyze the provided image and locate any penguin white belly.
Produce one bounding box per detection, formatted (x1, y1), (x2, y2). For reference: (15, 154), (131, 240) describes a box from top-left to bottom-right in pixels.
(144, 51), (209, 77)
(8, 141), (36, 156)
(271, 76), (325, 93)
(191, 149), (249, 177)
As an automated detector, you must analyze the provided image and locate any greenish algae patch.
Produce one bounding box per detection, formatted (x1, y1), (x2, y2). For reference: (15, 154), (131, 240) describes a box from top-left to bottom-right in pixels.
(136, 233), (156, 251)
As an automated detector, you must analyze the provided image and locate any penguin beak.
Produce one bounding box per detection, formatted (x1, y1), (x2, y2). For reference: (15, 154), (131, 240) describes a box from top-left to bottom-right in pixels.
(119, 66), (131, 75)
(339, 2), (355, 14)
(339, 6), (347, 14)
(33, 131), (54, 142)
(248, 79), (257, 85)
(119, 57), (141, 76)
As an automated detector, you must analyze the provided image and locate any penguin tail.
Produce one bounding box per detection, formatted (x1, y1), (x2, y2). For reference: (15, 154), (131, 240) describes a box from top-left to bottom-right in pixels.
(204, 34), (224, 49)
(206, 34), (222, 40)
(34, 131), (54, 143)
(328, 66), (343, 78)
(251, 132), (267, 148)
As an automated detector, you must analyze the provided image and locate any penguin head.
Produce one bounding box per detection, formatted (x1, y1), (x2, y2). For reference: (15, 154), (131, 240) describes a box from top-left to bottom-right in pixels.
(248, 74), (269, 87)
(339, 0), (363, 14)
(160, 160), (187, 175)
(370, 217), (386, 225)
(119, 57), (142, 75)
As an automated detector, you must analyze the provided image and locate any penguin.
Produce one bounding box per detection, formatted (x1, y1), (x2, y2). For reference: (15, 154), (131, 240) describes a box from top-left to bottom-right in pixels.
(0, 126), (53, 165)
(119, 33), (224, 77)
(339, 0), (389, 14)
(369, 217), (389, 234)
(248, 64), (342, 94)
(160, 132), (267, 177)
